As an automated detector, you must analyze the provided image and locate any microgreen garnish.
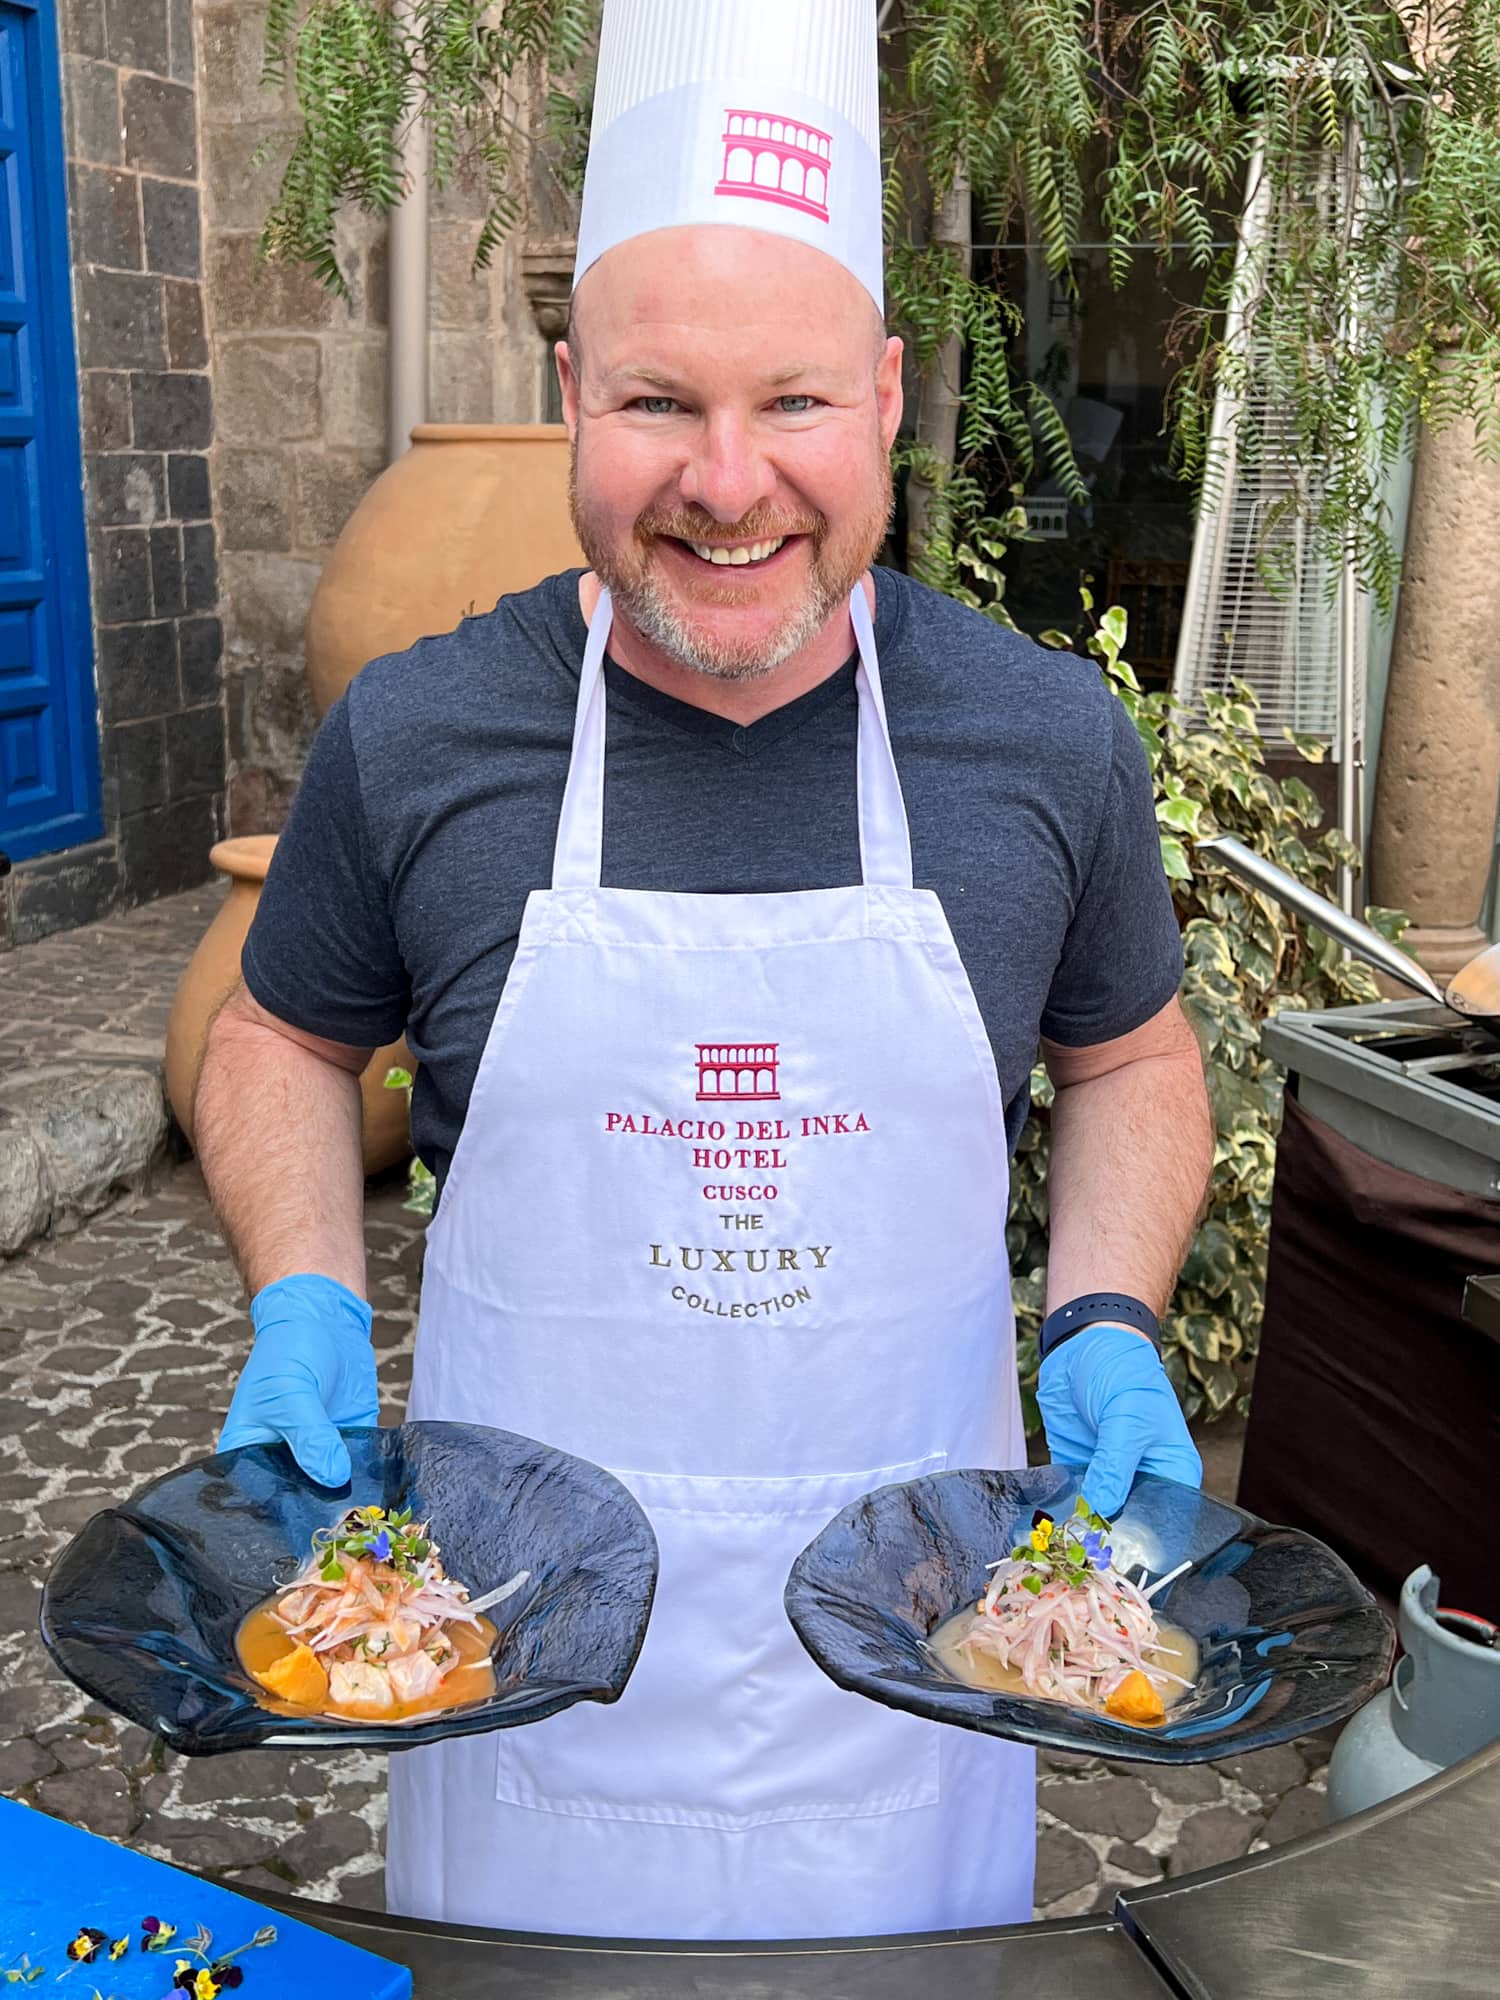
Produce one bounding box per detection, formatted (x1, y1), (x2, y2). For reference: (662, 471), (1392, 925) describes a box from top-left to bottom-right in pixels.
(312, 1505), (434, 1583)
(1008, 1496), (1114, 1591)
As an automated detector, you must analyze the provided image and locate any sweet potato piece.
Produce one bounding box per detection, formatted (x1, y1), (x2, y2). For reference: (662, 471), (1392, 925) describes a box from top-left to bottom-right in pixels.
(253, 1640), (330, 1709)
(1104, 1670), (1166, 1725)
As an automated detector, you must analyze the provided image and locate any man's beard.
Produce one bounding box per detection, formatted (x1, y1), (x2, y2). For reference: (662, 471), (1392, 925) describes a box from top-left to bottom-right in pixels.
(569, 455), (893, 682)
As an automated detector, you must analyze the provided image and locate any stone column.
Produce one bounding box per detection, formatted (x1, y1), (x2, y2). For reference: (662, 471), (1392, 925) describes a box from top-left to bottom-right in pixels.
(1368, 403), (1500, 978)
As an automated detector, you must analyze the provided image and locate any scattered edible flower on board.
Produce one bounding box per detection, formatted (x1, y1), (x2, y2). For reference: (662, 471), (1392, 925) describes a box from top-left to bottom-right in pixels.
(5, 1914), (277, 1997)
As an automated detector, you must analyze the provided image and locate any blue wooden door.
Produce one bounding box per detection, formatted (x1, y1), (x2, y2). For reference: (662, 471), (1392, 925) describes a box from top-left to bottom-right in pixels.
(0, 0), (100, 864)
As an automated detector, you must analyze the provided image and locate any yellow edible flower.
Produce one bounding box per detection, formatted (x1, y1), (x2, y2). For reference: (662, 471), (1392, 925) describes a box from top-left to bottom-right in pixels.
(194, 1971), (221, 2000)
(1029, 1521), (1052, 1553)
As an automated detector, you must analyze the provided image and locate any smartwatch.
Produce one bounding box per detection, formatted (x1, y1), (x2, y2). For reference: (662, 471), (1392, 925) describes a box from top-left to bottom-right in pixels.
(1039, 1292), (1163, 1364)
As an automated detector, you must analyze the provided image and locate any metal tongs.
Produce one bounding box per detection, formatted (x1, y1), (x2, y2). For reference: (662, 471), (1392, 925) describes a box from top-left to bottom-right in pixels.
(1119, 1559), (1192, 1603)
(1197, 835), (1500, 1034)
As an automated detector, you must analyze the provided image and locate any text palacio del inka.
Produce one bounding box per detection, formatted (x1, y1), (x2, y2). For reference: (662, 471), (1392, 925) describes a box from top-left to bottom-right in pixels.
(603, 1042), (870, 1321)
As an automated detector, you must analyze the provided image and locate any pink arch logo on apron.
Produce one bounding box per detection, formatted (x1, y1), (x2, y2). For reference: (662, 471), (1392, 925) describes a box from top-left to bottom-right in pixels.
(696, 1042), (780, 1102)
(715, 109), (832, 221)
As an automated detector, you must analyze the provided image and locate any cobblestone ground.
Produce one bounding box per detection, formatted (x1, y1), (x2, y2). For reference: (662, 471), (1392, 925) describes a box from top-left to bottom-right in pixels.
(0, 1166), (422, 1912)
(0, 1163), (1337, 1922)
(0, 884), (223, 1073)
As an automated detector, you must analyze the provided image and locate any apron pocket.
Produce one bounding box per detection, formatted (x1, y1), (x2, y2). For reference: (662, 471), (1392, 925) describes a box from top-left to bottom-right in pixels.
(494, 1454), (945, 1830)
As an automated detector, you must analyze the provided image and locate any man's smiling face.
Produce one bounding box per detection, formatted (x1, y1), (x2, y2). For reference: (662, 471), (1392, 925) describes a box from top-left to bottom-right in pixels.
(558, 225), (903, 681)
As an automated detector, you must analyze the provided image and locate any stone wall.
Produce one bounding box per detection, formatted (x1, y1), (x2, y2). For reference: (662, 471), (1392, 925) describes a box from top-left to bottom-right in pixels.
(196, 1), (551, 835)
(1, 0), (224, 948)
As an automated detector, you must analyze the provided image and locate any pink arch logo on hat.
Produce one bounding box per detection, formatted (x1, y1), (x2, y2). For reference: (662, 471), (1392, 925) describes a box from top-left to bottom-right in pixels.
(715, 109), (831, 223)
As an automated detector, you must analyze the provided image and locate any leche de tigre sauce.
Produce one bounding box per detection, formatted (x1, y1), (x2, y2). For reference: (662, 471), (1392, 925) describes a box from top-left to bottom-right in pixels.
(928, 1607), (1199, 1721)
(236, 1600), (498, 1724)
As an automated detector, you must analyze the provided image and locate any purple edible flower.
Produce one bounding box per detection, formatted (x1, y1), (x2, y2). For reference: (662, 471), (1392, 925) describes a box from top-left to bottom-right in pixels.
(370, 1528), (392, 1563)
(1082, 1529), (1113, 1571)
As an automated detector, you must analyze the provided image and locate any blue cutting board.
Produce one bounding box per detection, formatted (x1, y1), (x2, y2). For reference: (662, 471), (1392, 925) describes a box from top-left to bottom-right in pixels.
(0, 1799), (411, 1997)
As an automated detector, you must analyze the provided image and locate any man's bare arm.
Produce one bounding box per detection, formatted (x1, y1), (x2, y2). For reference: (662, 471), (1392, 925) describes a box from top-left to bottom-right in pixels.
(194, 982), (374, 1298)
(1041, 995), (1212, 1317)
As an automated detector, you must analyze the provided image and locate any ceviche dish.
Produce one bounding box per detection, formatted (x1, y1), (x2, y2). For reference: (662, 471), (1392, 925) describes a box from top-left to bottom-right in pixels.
(237, 1505), (502, 1723)
(929, 1497), (1197, 1725)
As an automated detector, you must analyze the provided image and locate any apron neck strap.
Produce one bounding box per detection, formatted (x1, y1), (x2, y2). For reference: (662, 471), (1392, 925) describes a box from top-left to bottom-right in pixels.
(551, 583), (914, 892)
(848, 581), (914, 890)
(550, 586), (615, 891)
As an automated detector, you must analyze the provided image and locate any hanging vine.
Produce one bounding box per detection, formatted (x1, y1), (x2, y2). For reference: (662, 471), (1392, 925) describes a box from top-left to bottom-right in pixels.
(257, 4), (1500, 606)
(881, 0), (1500, 614)
(256, 0), (597, 297)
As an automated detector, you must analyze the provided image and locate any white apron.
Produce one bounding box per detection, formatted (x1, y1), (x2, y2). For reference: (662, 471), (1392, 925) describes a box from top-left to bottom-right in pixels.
(386, 582), (1034, 1940)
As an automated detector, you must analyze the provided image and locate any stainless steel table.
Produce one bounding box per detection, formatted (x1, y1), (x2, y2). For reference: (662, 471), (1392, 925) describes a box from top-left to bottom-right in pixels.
(252, 1900), (1174, 1998)
(1118, 1736), (1500, 1998)
(259, 1739), (1500, 1997)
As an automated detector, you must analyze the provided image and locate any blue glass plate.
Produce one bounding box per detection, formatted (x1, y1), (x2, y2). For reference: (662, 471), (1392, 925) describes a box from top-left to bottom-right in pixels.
(784, 1467), (1393, 1764)
(40, 1421), (658, 1757)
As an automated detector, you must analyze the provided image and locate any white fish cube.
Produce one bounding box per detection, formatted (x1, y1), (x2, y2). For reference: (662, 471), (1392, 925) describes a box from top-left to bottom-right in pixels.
(387, 1649), (445, 1704)
(329, 1661), (395, 1709)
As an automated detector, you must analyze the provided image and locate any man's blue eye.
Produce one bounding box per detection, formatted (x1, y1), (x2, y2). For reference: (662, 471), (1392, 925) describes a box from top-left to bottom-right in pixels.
(638, 396), (678, 415)
(778, 395), (816, 413)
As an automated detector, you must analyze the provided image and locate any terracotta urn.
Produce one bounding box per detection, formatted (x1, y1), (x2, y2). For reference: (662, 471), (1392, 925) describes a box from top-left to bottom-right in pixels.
(164, 836), (413, 1177)
(304, 423), (585, 715)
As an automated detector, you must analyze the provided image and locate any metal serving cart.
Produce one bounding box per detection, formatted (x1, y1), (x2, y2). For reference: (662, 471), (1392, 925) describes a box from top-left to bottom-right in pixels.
(1238, 999), (1500, 1614)
(253, 1736), (1500, 1997)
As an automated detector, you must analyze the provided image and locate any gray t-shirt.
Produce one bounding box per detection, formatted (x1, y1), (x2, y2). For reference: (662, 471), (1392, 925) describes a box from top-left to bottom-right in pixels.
(243, 566), (1183, 1201)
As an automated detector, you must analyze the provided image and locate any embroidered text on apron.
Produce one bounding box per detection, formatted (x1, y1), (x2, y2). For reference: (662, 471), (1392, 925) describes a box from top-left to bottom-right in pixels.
(385, 582), (1035, 1939)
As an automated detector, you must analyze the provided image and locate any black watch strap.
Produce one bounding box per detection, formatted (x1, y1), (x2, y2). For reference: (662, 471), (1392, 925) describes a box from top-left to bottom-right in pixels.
(1039, 1292), (1162, 1363)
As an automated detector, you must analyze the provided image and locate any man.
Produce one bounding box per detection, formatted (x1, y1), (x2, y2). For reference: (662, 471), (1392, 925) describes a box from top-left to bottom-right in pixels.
(199, 0), (1211, 1944)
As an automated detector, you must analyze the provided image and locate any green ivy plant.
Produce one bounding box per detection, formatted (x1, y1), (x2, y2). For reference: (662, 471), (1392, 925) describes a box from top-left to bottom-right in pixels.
(1007, 593), (1409, 1432)
(383, 1065), (436, 1218)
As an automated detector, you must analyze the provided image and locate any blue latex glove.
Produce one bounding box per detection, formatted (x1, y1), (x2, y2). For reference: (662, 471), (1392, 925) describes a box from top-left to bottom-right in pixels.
(219, 1273), (378, 1488)
(1037, 1323), (1202, 1519)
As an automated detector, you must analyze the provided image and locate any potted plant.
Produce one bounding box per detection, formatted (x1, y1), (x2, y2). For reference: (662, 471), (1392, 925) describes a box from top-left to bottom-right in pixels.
(164, 837), (414, 1177)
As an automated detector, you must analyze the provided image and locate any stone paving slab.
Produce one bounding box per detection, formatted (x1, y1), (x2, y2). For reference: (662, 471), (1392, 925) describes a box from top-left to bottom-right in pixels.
(0, 882), (223, 1073)
(0, 884), (223, 1258)
(0, 1165), (422, 1912)
(0, 1163), (1339, 1921)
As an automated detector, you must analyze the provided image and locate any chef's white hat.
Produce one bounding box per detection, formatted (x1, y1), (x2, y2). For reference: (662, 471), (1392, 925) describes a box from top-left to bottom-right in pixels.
(574, 0), (884, 311)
